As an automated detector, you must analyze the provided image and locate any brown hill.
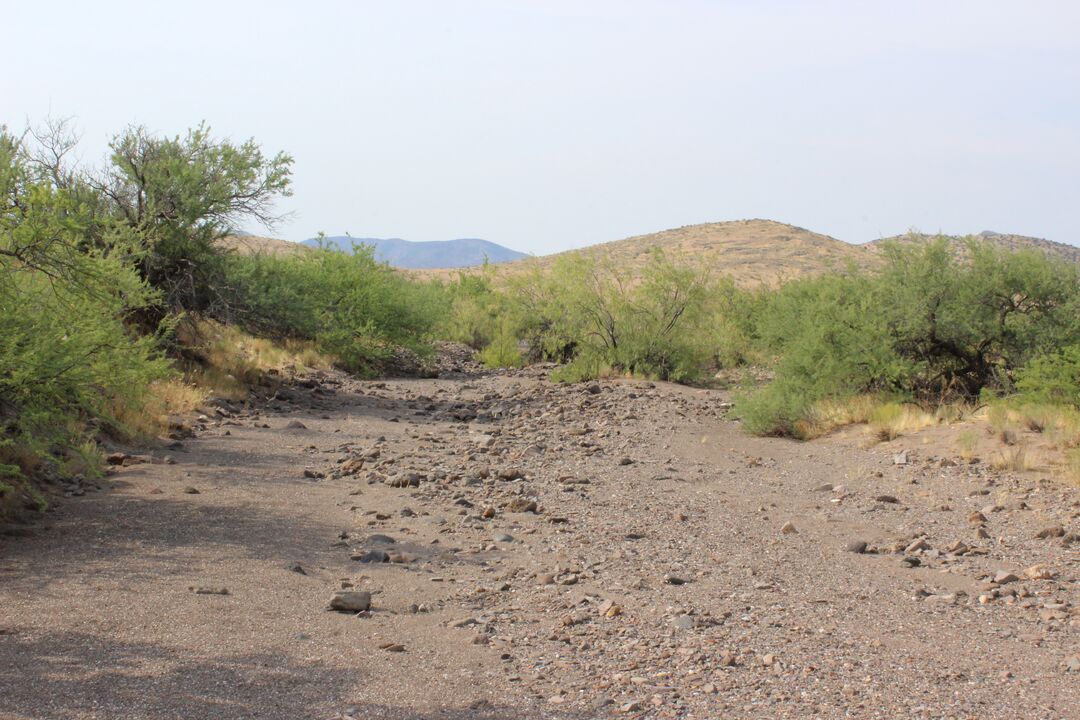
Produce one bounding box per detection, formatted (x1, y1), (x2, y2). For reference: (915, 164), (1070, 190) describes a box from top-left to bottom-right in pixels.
(868, 230), (1080, 265)
(221, 224), (1079, 289)
(425, 219), (873, 287)
(217, 234), (308, 257)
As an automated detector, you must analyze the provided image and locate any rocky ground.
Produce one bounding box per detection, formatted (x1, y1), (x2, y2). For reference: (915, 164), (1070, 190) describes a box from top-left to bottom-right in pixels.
(1, 347), (1078, 719)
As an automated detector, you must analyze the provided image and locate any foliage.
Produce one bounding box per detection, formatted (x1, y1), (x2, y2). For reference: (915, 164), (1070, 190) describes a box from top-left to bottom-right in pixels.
(739, 238), (1080, 437)
(1014, 346), (1080, 407)
(1, 127), (170, 515)
(222, 241), (447, 374)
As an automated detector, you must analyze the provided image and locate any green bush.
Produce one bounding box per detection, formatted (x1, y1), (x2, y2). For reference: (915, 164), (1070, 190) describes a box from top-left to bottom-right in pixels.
(1, 129), (170, 515)
(739, 237), (1080, 436)
(1015, 346), (1080, 407)
(222, 242), (448, 375)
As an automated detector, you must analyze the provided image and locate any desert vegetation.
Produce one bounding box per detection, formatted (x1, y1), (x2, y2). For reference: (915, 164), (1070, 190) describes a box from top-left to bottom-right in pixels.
(6, 118), (1080, 519)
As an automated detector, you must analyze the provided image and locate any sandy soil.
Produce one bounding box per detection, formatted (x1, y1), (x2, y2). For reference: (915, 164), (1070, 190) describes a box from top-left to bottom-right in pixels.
(2, 354), (1077, 719)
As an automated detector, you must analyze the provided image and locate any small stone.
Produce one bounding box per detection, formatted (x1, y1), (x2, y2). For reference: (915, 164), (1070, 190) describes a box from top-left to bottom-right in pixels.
(905, 538), (929, 553)
(286, 420), (308, 429)
(618, 457), (634, 466)
(664, 574), (688, 585)
(286, 562), (306, 575)
(718, 650), (737, 667)
(183, 486), (200, 494)
(506, 498), (538, 513)
(812, 483), (834, 492)
(619, 701), (642, 713)
(780, 521), (798, 534)
(1065, 655), (1080, 673)
(1035, 526), (1065, 539)
(893, 452), (909, 465)
(875, 495), (900, 504)
(303, 469), (325, 479)
(1023, 564), (1054, 580)
(968, 511), (987, 525)
(191, 586), (228, 595)
(672, 615), (696, 630)
(846, 541), (868, 554)
(993, 571), (1019, 584)
(352, 550), (389, 564)
(495, 533), (515, 543)
(329, 590), (371, 612)
(379, 643), (406, 652)
(761, 653), (777, 667)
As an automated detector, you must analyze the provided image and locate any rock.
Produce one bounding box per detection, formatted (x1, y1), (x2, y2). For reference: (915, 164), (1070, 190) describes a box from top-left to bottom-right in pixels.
(286, 562), (306, 575)
(905, 538), (929, 553)
(495, 533), (515, 543)
(718, 650), (737, 667)
(813, 483), (834, 492)
(191, 586), (229, 595)
(599, 600), (623, 618)
(1023, 564), (1055, 580)
(303, 469), (325, 479)
(505, 498), (537, 513)
(1035, 525), (1065, 539)
(183, 486), (200, 494)
(893, 451), (909, 465)
(901, 556), (921, 567)
(968, 511), (987, 525)
(619, 701), (642, 713)
(664, 574), (688, 585)
(585, 383), (602, 395)
(618, 457), (634, 466)
(497, 467), (525, 481)
(672, 615), (696, 630)
(352, 550), (390, 564)
(846, 541), (868, 554)
(378, 643), (406, 652)
(946, 540), (969, 554)
(329, 590), (371, 612)
(993, 571), (1019, 584)
(285, 420), (308, 429)
(1065, 655), (1080, 673)
(780, 521), (798, 534)
(875, 495), (900, 504)
(366, 534), (396, 544)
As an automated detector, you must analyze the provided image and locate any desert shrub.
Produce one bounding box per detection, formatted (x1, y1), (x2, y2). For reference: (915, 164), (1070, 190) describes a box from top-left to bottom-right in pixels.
(499, 249), (716, 382)
(1014, 346), (1080, 407)
(222, 242), (448, 375)
(1, 128), (171, 515)
(740, 238), (1080, 437)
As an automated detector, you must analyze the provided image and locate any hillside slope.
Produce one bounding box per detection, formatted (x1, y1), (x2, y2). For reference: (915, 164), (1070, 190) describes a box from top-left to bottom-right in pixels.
(465, 219), (874, 287)
(869, 230), (1080, 264)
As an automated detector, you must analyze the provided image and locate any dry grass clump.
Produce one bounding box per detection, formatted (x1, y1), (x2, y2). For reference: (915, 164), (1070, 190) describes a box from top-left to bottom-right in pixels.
(989, 443), (1037, 472)
(866, 402), (939, 443)
(956, 430), (979, 463)
(115, 318), (336, 439)
(793, 395), (880, 439)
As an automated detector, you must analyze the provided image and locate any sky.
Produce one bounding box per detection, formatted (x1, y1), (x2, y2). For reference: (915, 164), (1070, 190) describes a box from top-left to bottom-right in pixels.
(4, 1), (1079, 254)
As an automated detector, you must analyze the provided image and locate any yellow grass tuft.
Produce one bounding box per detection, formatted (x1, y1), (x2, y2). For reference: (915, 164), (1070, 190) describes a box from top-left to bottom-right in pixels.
(865, 402), (938, 443)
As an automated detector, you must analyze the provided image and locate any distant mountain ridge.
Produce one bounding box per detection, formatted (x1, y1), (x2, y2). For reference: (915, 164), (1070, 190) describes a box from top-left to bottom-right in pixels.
(301, 236), (528, 269)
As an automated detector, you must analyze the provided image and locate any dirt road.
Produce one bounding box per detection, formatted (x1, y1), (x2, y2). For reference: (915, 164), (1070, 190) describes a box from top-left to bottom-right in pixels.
(2, 356), (1077, 719)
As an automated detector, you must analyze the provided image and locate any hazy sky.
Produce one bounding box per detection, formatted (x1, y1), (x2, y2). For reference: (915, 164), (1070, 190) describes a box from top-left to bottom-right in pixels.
(5, 1), (1079, 253)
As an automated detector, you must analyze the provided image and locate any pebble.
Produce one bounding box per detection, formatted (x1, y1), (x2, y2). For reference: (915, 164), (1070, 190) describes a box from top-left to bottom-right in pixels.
(780, 521), (798, 534)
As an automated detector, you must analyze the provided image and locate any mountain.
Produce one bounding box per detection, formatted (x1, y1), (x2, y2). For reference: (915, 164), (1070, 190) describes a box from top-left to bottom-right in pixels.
(471, 219), (874, 287)
(301, 236), (529, 269)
